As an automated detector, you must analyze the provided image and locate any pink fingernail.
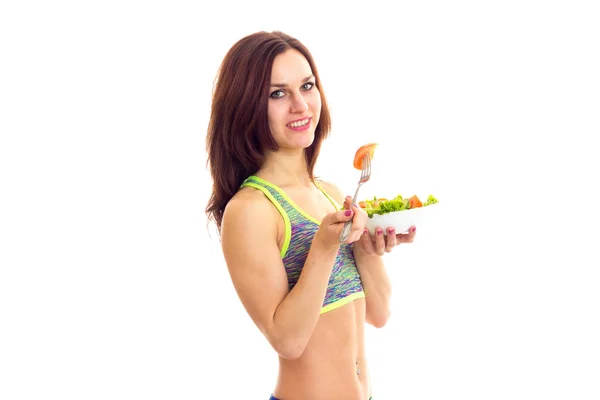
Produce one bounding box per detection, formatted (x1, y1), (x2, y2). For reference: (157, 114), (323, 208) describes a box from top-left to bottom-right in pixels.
(376, 228), (383, 235)
(388, 228), (395, 234)
(345, 210), (352, 216)
(410, 226), (416, 233)
(363, 229), (369, 235)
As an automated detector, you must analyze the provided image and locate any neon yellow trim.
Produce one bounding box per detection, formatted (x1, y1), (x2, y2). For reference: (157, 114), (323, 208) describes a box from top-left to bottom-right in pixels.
(320, 291), (365, 314)
(248, 176), (322, 225)
(313, 181), (342, 211)
(241, 181), (291, 259)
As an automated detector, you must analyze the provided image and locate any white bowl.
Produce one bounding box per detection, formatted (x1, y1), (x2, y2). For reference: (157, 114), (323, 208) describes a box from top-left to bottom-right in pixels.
(365, 203), (438, 235)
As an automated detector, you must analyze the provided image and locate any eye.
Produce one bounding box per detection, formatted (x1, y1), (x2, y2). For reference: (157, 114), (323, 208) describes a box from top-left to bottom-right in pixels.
(302, 82), (315, 91)
(269, 89), (285, 99)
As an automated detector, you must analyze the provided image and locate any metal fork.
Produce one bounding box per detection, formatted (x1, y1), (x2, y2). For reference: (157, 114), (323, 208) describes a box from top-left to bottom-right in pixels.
(339, 152), (372, 242)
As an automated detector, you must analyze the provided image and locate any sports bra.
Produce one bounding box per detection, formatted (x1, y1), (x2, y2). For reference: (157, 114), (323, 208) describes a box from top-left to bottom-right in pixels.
(241, 175), (365, 314)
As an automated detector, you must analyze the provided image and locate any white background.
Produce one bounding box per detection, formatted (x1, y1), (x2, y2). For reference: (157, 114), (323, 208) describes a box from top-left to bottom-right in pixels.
(1, 0), (599, 399)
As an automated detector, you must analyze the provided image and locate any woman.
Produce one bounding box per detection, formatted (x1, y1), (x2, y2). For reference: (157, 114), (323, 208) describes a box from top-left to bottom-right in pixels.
(205, 31), (416, 400)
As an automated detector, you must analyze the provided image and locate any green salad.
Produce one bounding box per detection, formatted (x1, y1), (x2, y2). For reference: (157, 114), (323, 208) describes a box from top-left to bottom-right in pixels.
(360, 194), (439, 218)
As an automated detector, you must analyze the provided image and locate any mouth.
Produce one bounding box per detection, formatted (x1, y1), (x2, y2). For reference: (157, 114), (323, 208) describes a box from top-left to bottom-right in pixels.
(286, 117), (311, 128)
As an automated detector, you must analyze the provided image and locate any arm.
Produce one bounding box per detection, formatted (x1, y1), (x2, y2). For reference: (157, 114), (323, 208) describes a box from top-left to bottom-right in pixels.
(352, 243), (392, 328)
(221, 189), (354, 359)
(319, 181), (393, 328)
(353, 216), (418, 327)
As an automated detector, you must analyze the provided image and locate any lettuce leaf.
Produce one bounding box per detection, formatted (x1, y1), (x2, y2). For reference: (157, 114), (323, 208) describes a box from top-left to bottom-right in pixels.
(363, 194), (438, 218)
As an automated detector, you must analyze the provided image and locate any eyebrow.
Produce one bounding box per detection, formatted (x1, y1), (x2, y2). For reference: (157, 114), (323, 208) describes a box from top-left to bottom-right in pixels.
(270, 75), (315, 88)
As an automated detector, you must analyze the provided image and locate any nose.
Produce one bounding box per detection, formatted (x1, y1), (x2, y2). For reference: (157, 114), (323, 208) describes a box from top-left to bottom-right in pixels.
(290, 92), (308, 113)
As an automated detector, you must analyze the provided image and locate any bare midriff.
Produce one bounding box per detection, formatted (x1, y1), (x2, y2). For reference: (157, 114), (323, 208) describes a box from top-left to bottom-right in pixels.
(273, 298), (369, 400)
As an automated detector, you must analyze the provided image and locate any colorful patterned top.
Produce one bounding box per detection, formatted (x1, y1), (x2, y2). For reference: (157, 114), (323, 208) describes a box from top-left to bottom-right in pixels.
(241, 175), (365, 314)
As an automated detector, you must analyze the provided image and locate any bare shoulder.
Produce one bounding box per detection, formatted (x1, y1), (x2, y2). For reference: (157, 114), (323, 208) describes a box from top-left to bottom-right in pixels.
(221, 186), (282, 269)
(220, 186), (289, 341)
(316, 179), (346, 204)
(222, 186), (278, 233)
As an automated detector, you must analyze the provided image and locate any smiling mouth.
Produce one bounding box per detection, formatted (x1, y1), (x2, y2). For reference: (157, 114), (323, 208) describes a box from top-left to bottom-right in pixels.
(287, 117), (310, 128)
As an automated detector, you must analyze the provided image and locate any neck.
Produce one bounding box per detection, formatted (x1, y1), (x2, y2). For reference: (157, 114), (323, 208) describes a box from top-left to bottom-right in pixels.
(258, 148), (312, 186)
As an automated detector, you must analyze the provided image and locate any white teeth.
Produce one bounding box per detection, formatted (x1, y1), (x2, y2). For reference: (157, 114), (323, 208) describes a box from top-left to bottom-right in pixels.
(289, 118), (309, 127)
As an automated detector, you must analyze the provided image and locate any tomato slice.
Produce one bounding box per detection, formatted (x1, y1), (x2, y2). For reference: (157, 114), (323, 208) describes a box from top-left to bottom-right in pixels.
(358, 201), (367, 208)
(408, 195), (423, 208)
(353, 143), (378, 170)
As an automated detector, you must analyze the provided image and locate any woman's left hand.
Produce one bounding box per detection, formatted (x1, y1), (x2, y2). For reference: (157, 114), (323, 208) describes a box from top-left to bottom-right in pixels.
(343, 196), (417, 256)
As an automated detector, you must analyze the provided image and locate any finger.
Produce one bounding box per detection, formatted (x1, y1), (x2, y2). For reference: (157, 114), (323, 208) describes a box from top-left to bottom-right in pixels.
(349, 204), (367, 242)
(351, 227), (365, 243)
(374, 227), (386, 256)
(328, 208), (354, 225)
(385, 227), (397, 252)
(360, 229), (377, 255)
(343, 195), (352, 210)
(396, 225), (417, 244)
(348, 226), (362, 243)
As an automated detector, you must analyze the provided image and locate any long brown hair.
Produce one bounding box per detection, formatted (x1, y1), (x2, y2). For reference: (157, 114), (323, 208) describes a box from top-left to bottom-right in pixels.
(205, 31), (331, 232)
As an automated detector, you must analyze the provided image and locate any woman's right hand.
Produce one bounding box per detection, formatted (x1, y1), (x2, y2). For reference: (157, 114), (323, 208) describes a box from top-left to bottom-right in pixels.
(315, 207), (365, 246)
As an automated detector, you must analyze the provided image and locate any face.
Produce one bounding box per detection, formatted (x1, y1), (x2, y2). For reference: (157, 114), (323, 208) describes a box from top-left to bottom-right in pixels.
(267, 49), (321, 150)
